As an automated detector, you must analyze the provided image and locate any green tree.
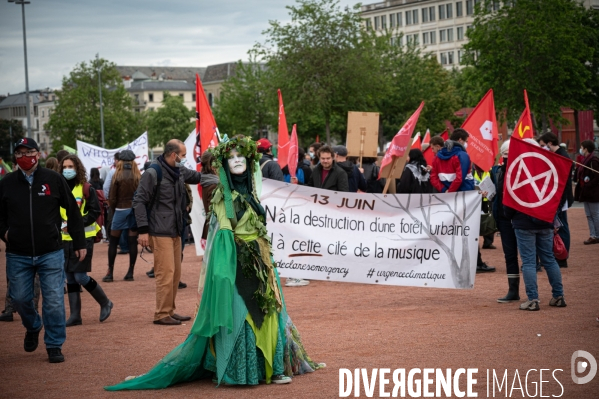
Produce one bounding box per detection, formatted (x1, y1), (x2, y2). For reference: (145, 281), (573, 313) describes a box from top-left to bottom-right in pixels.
(0, 119), (25, 160)
(147, 92), (195, 147)
(463, 0), (596, 132)
(47, 57), (143, 152)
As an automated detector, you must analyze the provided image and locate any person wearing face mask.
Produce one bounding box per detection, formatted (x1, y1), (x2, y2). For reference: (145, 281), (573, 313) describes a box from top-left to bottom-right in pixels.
(574, 140), (599, 245)
(107, 135), (322, 391)
(58, 155), (112, 327)
(133, 140), (201, 325)
(537, 133), (574, 268)
(0, 138), (86, 363)
(491, 140), (520, 302)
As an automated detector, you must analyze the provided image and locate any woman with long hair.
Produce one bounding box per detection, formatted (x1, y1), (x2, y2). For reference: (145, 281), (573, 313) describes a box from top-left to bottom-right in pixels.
(59, 154), (113, 326)
(103, 150), (140, 282)
(397, 148), (433, 194)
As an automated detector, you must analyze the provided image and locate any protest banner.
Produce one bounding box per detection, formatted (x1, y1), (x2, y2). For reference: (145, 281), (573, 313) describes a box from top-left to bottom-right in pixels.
(76, 132), (149, 174)
(346, 111), (379, 167)
(184, 130), (205, 256)
(261, 179), (481, 289)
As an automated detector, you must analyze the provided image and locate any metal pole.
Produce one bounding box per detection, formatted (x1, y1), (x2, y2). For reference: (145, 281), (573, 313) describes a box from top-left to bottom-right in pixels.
(19, 1), (32, 139)
(9, 125), (13, 155)
(97, 53), (105, 148)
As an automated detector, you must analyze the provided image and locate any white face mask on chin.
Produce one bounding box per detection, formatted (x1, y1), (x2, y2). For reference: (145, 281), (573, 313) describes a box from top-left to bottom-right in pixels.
(228, 149), (247, 175)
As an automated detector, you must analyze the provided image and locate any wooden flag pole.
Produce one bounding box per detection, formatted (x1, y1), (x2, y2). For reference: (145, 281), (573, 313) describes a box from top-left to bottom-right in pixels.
(359, 127), (366, 168)
(382, 158), (399, 194)
(572, 160), (599, 174)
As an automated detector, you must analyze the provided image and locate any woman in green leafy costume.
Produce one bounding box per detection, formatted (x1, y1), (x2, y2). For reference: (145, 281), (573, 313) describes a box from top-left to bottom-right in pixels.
(105, 135), (323, 390)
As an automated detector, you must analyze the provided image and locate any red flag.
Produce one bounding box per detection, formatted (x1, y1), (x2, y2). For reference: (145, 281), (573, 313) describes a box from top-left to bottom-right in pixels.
(315, 135), (320, 143)
(411, 132), (421, 150)
(514, 89), (534, 140)
(195, 73), (219, 156)
(503, 138), (572, 223)
(422, 129), (431, 147)
(288, 124), (299, 180)
(423, 131), (448, 166)
(461, 89), (498, 171)
(277, 89), (290, 168)
(379, 102), (425, 179)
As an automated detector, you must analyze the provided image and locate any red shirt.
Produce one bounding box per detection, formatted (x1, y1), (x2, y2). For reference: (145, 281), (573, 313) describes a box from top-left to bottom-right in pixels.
(321, 168), (330, 184)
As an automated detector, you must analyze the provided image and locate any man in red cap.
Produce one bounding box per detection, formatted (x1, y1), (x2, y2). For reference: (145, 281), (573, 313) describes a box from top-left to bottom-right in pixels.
(257, 138), (284, 181)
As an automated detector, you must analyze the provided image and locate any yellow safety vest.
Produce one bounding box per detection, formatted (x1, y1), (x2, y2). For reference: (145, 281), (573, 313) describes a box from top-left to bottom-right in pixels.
(474, 171), (491, 202)
(60, 184), (101, 241)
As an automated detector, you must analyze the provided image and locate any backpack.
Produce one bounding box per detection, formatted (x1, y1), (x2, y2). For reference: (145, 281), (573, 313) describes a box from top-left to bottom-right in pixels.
(366, 164), (383, 194)
(83, 182), (106, 243)
(142, 163), (163, 217)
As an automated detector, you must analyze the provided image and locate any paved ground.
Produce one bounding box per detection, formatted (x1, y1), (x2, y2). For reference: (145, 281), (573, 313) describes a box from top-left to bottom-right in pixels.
(0, 208), (597, 399)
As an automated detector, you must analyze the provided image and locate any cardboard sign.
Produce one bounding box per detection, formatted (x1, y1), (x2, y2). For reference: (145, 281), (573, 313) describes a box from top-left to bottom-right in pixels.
(346, 112), (379, 159)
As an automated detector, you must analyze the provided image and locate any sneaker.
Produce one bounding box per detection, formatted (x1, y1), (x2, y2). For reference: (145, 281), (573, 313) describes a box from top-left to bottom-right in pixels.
(285, 278), (310, 287)
(47, 348), (65, 363)
(178, 281), (187, 289)
(519, 299), (540, 311)
(24, 329), (40, 352)
(271, 375), (292, 384)
(476, 263), (496, 273)
(549, 296), (567, 307)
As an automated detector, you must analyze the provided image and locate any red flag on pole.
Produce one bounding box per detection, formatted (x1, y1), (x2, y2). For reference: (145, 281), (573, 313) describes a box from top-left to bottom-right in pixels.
(195, 73), (219, 156)
(503, 138), (572, 223)
(422, 130), (448, 166)
(277, 89), (290, 169)
(288, 124), (299, 180)
(514, 89), (534, 140)
(411, 132), (421, 150)
(379, 102), (425, 179)
(461, 89), (498, 171)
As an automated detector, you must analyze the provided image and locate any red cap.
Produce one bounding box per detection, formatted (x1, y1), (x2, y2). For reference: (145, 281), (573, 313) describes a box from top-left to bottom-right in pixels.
(257, 138), (272, 151)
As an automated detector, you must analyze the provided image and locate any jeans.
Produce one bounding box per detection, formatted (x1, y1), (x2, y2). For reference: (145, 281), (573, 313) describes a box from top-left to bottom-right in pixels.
(557, 210), (570, 254)
(583, 202), (599, 238)
(6, 249), (66, 349)
(66, 272), (90, 286)
(497, 218), (519, 276)
(514, 229), (564, 301)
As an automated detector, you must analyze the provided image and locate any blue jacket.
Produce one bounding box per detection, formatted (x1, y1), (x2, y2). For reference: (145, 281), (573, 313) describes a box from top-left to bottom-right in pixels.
(430, 141), (475, 192)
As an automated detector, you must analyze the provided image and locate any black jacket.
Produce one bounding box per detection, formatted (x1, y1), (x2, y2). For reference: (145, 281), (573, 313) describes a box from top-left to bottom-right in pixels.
(307, 162), (349, 192)
(259, 154), (284, 181)
(337, 161), (367, 193)
(555, 147), (574, 209)
(397, 163), (433, 194)
(0, 167), (85, 256)
(503, 205), (554, 230)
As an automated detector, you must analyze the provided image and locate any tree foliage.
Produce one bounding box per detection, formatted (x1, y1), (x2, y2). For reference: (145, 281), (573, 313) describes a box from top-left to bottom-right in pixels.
(147, 92), (195, 147)
(463, 0), (597, 131)
(47, 58), (144, 152)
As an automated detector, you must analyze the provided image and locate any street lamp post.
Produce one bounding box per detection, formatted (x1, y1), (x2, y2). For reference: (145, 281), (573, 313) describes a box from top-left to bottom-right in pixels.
(8, 0), (32, 139)
(96, 53), (105, 148)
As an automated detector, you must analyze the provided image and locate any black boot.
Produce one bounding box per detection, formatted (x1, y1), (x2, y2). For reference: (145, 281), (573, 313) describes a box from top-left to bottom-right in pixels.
(65, 283), (82, 327)
(124, 236), (137, 281)
(83, 277), (113, 322)
(102, 266), (114, 282)
(497, 276), (520, 303)
(124, 265), (135, 281)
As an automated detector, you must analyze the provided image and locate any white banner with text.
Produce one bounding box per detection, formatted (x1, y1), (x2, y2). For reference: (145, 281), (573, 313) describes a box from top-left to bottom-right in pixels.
(76, 132), (149, 174)
(260, 180), (482, 289)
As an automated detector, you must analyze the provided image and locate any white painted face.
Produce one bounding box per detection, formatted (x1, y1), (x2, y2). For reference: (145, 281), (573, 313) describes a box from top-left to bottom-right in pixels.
(228, 149), (247, 175)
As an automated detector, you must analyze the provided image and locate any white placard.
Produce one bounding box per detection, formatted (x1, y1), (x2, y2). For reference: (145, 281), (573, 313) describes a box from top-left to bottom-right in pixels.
(260, 180), (482, 289)
(184, 129), (205, 256)
(76, 132), (149, 174)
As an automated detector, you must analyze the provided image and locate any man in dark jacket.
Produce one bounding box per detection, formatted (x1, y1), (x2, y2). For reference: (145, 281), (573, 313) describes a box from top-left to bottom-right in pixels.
(538, 133), (573, 268)
(307, 145), (349, 192)
(133, 139), (201, 325)
(257, 138), (284, 181)
(0, 138), (86, 363)
(333, 145), (366, 193)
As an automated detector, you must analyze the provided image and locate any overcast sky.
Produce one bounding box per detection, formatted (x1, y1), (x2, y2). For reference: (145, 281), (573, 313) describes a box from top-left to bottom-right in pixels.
(0, 0), (360, 95)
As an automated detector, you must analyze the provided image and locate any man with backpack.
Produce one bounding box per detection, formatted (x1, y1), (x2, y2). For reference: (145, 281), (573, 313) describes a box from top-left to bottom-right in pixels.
(257, 138), (284, 181)
(133, 140), (201, 325)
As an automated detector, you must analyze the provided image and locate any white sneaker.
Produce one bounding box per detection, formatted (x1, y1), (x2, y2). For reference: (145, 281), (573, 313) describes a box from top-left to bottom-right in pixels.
(271, 374), (292, 384)
(285, 278), (310, 287)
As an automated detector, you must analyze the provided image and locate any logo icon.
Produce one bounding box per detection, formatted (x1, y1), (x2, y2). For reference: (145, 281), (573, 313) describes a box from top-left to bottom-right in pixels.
(479, 120), (493, 141)
(40, 184), (51, 196)
(571, 350), (597, 384)
(506, 152), (558, 207)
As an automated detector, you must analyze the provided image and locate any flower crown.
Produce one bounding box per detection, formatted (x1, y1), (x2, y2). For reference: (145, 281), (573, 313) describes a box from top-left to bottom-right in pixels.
(209, 135), (260, 170)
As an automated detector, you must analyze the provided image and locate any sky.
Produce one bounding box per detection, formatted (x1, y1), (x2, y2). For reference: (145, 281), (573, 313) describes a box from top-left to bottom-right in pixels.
(0, 0), (362, 96)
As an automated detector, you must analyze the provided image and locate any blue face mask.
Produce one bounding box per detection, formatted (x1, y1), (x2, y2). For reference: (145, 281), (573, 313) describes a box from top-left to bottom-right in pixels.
(175, 156), (187, 168)
(63, 169), (76, 180)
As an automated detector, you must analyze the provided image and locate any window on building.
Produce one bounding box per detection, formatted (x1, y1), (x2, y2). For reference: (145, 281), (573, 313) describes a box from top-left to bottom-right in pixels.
(493, 0), (500, 11)
(389, 14), (395, 28)
(440, 52), (448, 65)
(192, 93), (196, 102)
(179, 93), (184, 99)
(440, 29), (447, 42)
(36, 120), (39, 130)
(447, 28), (454, 41)
(429, 6), (435, 21)
(457, 26), (464, 40)
(413, 10), (418, 24)
(448, 51), (454, 64)
(458, 50), (463, 64)
(406, 11), (412, 25)
(446, 3), (453, 18)
(456, 1), (463, 16)
(365, 18), (372, 30)
(466, 0), (473, 15)
(381, 14), (387, 29)
(423, 32), (430, 44)
(430, 30), (436, 44)
(42, 110), (45, 117)
(208, 93), (213, 106)
(374, 16), (380, 30)
(134, 94), (139, 102)
(149, 93), (154, 102)
(439, 5), (446, 20)
(422, 8), (429, 23)
(396, 12), (402, 27)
